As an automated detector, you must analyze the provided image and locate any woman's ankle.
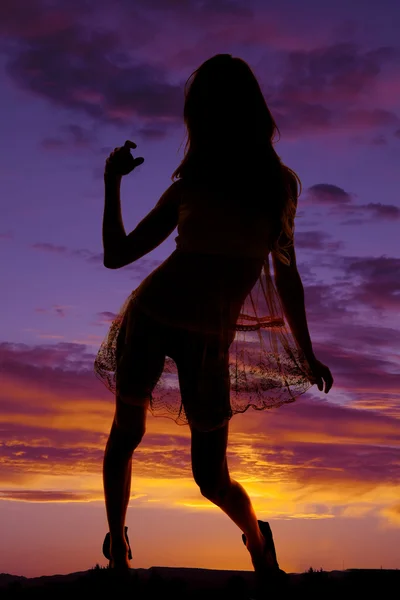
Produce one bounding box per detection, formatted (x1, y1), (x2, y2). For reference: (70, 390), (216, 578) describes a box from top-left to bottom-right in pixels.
(110, 532), (129, 548)
(252, 549), (278, 572)
(246, 532), (278, 570)
(244, 529), (265, 558)
(110, 540), (129, 560)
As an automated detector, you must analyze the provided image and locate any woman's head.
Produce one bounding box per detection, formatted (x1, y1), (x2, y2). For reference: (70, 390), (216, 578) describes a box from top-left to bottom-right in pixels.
(172, 54), (301, 266)
(182, 54), (279, 150)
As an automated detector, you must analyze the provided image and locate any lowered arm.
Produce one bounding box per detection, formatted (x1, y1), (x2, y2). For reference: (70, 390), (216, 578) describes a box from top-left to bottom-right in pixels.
(272, 242), (316, 363)
(103, 177), (182, 269)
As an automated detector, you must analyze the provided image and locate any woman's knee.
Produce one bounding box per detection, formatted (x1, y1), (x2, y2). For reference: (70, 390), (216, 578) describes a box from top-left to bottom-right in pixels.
(196, 472), (231, 504)
(113, 396), (148, 444)
(191, 423), (230, 502)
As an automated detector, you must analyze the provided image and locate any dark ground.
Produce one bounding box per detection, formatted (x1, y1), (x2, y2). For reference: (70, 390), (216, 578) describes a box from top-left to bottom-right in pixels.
(0, 566), (398, 599)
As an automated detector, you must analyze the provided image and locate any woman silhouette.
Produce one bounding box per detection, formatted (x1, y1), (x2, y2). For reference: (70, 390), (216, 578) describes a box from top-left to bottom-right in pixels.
(94, 54), (333, 587)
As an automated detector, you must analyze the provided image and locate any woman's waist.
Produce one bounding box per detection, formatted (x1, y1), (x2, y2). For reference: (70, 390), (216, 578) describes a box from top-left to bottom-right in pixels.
(159, 248), (266, 274)
(175, 237), (270, 260)
(135, 249), (264, 299)
(133, 249), (264, 332)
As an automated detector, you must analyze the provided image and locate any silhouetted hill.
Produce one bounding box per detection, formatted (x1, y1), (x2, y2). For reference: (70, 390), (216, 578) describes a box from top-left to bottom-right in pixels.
(0, 566), (398, 598)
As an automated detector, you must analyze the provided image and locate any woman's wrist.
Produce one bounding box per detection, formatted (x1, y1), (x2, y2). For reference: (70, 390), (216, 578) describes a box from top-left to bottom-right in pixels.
(304, 350), (317, 363)
(104, 171), (122, 184)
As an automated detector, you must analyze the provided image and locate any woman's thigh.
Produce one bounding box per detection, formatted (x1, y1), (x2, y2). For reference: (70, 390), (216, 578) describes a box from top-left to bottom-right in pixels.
(190, 421), (230, 491)
(115, 302), (166, 404)
(171, 330), (232, 433)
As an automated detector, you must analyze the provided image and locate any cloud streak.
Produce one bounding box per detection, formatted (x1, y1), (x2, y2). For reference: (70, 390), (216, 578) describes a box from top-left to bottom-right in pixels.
(0, 2), (398, 141)
(30, 241), (162, 279)
(304, 183), (400, 222)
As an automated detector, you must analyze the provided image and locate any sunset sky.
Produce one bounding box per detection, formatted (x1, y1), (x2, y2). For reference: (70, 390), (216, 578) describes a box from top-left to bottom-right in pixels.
(1, 0), (400, 578)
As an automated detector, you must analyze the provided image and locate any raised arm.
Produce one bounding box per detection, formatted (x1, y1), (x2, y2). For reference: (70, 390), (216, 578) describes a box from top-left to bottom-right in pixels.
(103, 178), (182, 269)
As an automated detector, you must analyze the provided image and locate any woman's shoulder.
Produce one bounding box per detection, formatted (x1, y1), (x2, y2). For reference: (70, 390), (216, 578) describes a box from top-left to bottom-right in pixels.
(167, 178), (186, 194)
(158, 178), (187, 208)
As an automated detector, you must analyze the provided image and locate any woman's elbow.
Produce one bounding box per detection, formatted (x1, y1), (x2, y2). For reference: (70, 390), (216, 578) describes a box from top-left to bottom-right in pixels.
(104, 253), (137, 269)
(103, 255), (122, 269)
(103, 243), (143, 269)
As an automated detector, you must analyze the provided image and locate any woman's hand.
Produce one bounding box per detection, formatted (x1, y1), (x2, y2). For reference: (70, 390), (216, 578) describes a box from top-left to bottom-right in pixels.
(104, 140), (144, 177)
(308, 356), (334, 394)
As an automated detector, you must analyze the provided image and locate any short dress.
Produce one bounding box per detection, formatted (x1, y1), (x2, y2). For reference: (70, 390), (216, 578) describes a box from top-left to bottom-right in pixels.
(94, 181), (316, 431)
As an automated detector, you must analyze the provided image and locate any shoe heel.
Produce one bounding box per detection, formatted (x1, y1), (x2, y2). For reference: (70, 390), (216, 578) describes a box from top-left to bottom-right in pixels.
(241, 521), (280, 569)
(102, 526), (132, 561)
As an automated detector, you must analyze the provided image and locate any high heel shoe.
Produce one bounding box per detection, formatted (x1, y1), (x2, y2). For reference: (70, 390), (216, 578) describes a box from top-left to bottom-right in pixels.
(242, 520), (280, 569)
(102, 526), (133, 562)
(242, 520), (288, 590)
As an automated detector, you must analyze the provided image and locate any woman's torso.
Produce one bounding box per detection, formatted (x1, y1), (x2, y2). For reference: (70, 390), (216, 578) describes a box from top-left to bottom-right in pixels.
(134, 249), (265, 334)
(133, 180), (272, 334)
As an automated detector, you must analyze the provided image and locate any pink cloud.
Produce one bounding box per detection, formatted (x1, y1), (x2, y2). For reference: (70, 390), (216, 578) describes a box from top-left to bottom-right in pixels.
(295, 231), (343, 252)
(31, 242), (103, 264)
(277, 44), (397, 105)
(40, 124), (96, 151)
(363, 203), (400, 219)
(1, 2), (397, 141)
(1, 366), (399, 495)
(307, 184), (354, 205)
(32, 242), (67, 254)
(339, 108), (398, 129)
(0, 490), (93, 502)
(341, 256), (400, 312)
(95, 311), (118, 325)
(305, 184), (399, 222)
(34, 305), (71, 318)
(0, 1), (79, 39)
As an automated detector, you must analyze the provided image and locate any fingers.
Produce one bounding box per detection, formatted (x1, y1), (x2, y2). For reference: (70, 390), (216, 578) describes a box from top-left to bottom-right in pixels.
(322, 368), (333, 394)
(312, 371), (332, 393)
(111, 141), (137, 155)
(325, 371), (334, 394)
(105, 142), (144, 176)
(124, 140), (137, 150)
(310, 359), (334, 394)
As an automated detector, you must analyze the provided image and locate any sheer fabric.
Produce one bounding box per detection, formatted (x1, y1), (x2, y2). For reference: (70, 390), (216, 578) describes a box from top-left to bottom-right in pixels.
(94, 252), (316, 428)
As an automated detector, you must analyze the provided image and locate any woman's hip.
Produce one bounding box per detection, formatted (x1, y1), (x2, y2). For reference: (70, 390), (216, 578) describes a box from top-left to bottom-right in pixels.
(116, 300), (233, 425)
(117, 298), (233, 369)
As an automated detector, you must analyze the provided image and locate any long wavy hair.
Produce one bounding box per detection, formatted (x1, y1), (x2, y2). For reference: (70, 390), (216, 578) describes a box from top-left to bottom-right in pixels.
(172, 54), (301, 266)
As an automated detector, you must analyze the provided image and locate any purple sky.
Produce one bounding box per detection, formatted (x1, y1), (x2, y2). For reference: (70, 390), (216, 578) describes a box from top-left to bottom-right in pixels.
(0, 0), (399, 578)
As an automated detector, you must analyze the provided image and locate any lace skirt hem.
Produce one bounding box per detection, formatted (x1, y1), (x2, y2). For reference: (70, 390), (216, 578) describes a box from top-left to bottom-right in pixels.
(94, 257), (316, 431)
